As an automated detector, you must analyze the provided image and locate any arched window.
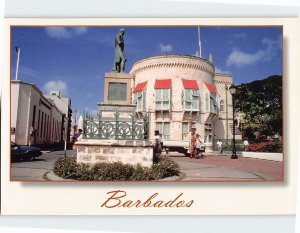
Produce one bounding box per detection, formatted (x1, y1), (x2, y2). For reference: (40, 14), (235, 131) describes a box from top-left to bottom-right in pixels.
(220, 100), (225, 112)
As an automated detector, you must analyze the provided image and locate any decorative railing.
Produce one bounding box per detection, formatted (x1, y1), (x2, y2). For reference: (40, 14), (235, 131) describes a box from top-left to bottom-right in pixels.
(83, 110), (149, 140)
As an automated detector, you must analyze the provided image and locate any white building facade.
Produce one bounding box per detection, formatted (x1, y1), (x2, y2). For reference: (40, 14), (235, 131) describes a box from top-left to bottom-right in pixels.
(11, 81), (65, 145)
(130, 55), (238, 152)
(45, 91), (72, 143)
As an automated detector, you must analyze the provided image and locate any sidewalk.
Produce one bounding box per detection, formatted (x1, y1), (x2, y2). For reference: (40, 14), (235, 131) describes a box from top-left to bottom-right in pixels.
(170, 153), (283, 181)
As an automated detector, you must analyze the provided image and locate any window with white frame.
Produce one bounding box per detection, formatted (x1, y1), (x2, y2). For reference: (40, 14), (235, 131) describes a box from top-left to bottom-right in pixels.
(220, 100), (225, 112)
(205, 92), (209, 112)
(133, 91), (146, 111)
(182, 122), (196, 140)
(204, 123), (213, 143)
(156, 122), (170, 140)
(182, 122), (189, 140)
(210, 94), (218, 114)
(183, 89), (199, 110)
(205, 92), (218, 113)
(155, 89), (170, 110)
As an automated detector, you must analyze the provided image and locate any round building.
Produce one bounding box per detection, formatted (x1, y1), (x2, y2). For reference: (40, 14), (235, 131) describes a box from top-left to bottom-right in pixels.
(129, 54), (235, 152)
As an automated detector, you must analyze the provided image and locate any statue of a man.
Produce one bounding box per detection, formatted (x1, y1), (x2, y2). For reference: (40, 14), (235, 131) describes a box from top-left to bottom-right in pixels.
(112, 28), (126, 73)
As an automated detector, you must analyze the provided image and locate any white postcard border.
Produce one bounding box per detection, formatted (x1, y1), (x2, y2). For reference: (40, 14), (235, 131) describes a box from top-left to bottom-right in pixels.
(1, 17), (298, 215)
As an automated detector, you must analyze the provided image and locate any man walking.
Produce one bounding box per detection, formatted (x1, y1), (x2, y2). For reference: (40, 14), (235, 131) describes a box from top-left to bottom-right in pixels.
(217, 139), (223, 154)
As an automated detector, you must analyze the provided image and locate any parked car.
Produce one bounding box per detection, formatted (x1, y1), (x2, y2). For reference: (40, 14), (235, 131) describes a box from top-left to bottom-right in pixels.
(11, 142), (42, 161)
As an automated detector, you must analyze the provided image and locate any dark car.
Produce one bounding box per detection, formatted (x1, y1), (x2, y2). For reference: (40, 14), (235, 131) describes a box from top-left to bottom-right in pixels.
(11, 142), (43, 161)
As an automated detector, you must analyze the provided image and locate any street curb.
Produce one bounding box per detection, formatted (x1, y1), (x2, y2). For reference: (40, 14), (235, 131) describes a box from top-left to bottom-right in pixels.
(45, 170), (180, 182)
(159, 175), (180, 181)
(45, 171), (71, 181)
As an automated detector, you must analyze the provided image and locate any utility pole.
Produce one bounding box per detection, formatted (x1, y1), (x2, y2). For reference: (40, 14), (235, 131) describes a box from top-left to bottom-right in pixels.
(15, 47), (21, 80)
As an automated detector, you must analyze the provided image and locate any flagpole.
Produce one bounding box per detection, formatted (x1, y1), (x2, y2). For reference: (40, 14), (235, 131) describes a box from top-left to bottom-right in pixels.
(15, 47), (21, 81)
(198, 27), (202, 58)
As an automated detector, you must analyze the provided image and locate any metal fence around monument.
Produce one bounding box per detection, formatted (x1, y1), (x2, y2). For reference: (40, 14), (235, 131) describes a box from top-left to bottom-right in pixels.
(83, 110), (149, 140)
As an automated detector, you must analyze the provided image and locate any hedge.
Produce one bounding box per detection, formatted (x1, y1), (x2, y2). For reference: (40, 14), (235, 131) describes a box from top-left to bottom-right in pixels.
(247, 141), (283, 153)
(53, 156), (180, 181)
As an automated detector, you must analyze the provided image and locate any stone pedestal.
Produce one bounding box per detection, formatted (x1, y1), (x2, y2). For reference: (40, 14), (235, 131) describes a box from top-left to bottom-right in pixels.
(98, 103), (136, 116)
(205, 143), (214, 153)
(76, 139), (154, 167)
(103, 72), (132, 105)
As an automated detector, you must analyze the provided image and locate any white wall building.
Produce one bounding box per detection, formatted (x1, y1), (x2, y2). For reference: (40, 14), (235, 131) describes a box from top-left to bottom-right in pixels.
(130, 55), (240, 152)
(11, 81), (65, 145)
(45, 91), (72, 142)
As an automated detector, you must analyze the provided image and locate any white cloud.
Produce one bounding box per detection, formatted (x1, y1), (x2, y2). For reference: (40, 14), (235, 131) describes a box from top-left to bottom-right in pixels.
(261, 37), (278, 61)
(159, 43), (173, 53)
(43, 80), (68, 95)
(226, 50), (264, 67)
(45, 27), (88, 39)
(226, 37), (280, 67)
(215, 66), (231, 75)
(45, 27), (71, 39)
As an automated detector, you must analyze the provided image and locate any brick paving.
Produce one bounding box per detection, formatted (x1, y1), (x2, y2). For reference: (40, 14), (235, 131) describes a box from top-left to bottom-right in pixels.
(170, 153), (284, 181)
(11, 149), (283, 182)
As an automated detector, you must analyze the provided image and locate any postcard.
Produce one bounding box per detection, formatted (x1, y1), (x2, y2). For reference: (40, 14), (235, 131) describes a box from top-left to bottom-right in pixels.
(1, 18), (298, 215)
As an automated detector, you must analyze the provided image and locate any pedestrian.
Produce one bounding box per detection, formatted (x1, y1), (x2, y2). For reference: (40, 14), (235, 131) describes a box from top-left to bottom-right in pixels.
(243, 138), (249, 151)
(190, 129), (197, 158)
(195, 133), (204, 159)
(217, 139), (223, 154)
(75, 129), (83, 142)
(153, 130), (162, 162)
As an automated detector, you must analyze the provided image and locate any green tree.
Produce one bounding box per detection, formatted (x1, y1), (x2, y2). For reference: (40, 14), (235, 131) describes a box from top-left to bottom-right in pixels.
(234, 75), (282, 140)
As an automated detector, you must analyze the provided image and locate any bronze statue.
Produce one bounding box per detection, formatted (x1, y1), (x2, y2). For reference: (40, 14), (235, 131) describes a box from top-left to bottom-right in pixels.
(112, 28), (126, 72)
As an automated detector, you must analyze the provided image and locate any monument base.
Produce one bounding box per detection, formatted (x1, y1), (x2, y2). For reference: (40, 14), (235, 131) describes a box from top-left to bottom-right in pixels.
(104, 72), (132, 105)
(76, 139), (154, 167)
(205, 143), (214, 153)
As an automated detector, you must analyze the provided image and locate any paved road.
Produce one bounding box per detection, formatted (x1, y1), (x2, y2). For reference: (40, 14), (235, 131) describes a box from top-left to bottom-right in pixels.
(11, 150), (283, 182)
(170, 153), (283, 181)
(11, 150), (76, 181)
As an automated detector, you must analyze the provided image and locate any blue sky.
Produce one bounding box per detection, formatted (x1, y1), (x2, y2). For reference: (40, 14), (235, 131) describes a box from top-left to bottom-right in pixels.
(11, 26), (282, 116)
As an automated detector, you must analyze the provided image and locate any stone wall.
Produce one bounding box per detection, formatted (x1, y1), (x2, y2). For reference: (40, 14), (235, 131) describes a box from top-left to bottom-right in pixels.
(76, 139), (154, 167)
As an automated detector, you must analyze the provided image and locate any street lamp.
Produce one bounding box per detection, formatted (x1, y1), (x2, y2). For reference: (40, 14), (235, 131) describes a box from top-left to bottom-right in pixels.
(229, 84), (238, 159)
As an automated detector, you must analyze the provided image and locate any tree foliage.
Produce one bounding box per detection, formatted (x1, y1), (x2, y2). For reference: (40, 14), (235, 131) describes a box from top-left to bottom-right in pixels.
(234, 75), (282, 140)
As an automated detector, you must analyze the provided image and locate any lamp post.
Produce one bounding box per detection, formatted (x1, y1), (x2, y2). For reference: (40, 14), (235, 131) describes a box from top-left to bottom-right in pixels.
(229, 84), (238, 159)
(62, 114), (67, 158)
